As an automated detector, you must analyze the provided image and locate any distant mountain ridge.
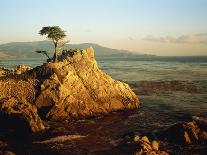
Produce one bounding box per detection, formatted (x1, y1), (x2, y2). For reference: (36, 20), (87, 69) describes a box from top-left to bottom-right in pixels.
(0, 41), (150, 59)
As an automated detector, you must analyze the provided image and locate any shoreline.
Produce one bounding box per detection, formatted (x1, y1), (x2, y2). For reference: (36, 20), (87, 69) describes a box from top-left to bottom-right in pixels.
(1, 79), (207, 154)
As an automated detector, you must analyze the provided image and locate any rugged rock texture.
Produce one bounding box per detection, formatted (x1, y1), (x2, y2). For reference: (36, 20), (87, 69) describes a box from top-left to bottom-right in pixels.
(0, 68), (12, 77)
(0, 65), (31, 78)
(163, 117), (207, 144)
(35, 47), (139, 120)
(0, 47), (139, 131)
(14, 65), (31, 75)
(133, 134), (169, 155)
(0, 97), (45, 133)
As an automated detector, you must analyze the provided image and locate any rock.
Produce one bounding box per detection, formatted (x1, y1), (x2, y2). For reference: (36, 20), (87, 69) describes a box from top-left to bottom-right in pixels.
(140, 136), (150, 143)
(0, 47), (139, 122)
(163, 120), (207, 144)
(0, 68), (7, 77)
(0, 140), (8, 149)
(134, 136), (168, 155)
(2, 151), (16, 155)
(135, 136), (168, 155)
(35, 47), (140, 120)
(0, 97), (45, 133)
(192, 116), (207, 130)
(151, 140), (159, 151)
(0, 68), (13, 77)
(14, 65), (31, 75)
(0, 140), (15, 155)
(134, 134), (140, 142)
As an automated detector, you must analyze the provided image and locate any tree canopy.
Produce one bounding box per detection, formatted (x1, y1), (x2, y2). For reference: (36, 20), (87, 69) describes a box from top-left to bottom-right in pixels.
(39, 26), (68, 62)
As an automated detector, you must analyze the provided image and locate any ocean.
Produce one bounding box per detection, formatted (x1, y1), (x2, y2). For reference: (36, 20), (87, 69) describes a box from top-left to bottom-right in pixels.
(1, 56), (207, 81)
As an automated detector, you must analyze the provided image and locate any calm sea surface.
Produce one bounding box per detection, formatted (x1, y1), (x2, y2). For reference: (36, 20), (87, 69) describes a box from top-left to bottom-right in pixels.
(1, 56), (207, 81)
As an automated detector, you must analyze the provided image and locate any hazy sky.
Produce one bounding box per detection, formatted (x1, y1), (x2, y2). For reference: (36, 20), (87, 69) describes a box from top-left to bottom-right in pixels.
(0, 0), (207, 56)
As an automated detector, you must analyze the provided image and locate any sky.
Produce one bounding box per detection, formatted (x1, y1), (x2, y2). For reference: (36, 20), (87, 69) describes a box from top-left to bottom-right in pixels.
(0, 0), (207, 56)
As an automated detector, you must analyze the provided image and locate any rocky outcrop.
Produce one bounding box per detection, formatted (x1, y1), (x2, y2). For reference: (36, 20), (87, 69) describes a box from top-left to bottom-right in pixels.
(0, 47), (139, 131)
(0, 68), (12, 77)
(0, 98), (45, 133)
(162, 116), (207, 144)
(34, 47), (139, 120)
(14, 65), (31, 75)
(0, 65), (31, 77)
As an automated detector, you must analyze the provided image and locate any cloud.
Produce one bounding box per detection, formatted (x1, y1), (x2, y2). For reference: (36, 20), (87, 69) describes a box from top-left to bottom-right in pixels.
(143, 33), (207, 44)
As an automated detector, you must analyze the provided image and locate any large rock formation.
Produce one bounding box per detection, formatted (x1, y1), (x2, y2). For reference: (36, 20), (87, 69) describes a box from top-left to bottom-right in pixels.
(0, 47), (139, 132)
(35, 47), (139, 120)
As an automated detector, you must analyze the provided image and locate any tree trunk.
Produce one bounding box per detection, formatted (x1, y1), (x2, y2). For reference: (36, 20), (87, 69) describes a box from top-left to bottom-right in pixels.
(53, 42), (58, 62)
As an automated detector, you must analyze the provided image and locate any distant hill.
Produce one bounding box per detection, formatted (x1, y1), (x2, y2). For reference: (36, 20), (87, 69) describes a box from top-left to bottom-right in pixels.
(0, 41), (152, 59)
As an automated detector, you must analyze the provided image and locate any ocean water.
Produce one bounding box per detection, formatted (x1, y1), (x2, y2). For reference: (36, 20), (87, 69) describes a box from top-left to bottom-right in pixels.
(98, 58), (207, 81)
(1, 56), (207, 81)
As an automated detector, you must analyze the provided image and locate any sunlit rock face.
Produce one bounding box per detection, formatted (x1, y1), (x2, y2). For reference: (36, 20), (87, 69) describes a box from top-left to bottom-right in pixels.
(0, 47), (140, 132)
(35, 47), (140, 120)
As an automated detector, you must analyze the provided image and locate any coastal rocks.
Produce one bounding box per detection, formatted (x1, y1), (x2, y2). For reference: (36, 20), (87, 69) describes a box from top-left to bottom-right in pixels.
(163, 117), (207, 144)
(35, 47), (139, 120)
(0, 97), (45, 133)
(0, 65), (31, 77)
(14, 65), (31, 75)
(133, 134), (169, 155)
(0, 68), (12, 77)
(0, 47), (139, 123)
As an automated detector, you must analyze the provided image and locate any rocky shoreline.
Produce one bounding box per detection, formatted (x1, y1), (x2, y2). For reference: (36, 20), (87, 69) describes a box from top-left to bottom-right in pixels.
(0, 48), (207, 155)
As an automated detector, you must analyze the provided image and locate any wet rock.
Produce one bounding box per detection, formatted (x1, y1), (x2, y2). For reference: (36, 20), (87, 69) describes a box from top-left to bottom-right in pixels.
(134, 134), (140, 142)
(0, 97), (45, 133)
(151, 140), (159, 151)
(0, 141), (8, 149)
(0, 140), (15, 155)
(140, 136), (150, 143)
(163, 119), (207, 144)
(133, 135), (168, 155)
(1, 151), (16, 155)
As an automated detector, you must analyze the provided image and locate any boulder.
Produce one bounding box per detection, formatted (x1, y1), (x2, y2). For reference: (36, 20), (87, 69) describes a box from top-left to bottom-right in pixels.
(0, 97), (45, 133)
(163, 119), (207, 144)
(133, 135), (169, 155)
(35, 47), (140, 120)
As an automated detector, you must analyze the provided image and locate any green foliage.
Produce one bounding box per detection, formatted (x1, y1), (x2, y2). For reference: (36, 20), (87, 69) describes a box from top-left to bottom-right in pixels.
(39, 26), (66, 43)
(39, 26), (68, 62)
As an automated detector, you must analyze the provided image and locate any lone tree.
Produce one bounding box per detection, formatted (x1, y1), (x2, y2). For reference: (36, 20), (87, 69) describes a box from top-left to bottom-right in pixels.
(39, 26), (68, 62)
